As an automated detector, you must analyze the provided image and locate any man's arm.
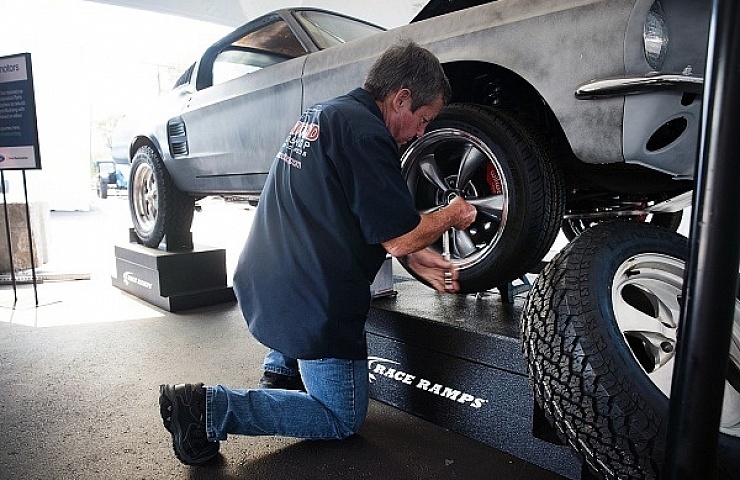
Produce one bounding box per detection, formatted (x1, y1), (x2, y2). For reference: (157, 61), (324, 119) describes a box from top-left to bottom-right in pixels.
(382, 196), (476, 257)
(382, 196), (476, 293)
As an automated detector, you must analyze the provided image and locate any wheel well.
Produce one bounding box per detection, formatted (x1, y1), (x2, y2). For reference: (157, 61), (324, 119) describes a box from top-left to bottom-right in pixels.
(443, 61), (572, 159)
(442, 61), (693, 197)
(130, 136), (161, 162)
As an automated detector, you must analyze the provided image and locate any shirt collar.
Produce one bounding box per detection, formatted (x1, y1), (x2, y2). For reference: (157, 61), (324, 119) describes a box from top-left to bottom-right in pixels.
(347, 88), (383, 122)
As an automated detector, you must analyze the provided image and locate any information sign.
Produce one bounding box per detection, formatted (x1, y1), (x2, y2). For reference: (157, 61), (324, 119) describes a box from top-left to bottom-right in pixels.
(0, 53), (41, 170)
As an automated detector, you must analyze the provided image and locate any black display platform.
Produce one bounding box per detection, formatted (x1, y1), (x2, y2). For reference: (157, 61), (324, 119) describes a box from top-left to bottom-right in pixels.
(111, 242), (235, 312)
(366, 276), (583, 480)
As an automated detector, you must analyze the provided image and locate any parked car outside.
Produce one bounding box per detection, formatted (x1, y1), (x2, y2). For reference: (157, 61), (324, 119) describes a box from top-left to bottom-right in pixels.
(111, 2), (737, 479)
(93, 158), (129, 199)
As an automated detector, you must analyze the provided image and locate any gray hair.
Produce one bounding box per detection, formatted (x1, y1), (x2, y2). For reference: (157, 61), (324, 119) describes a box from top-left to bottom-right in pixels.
(364, 40), (451, 111)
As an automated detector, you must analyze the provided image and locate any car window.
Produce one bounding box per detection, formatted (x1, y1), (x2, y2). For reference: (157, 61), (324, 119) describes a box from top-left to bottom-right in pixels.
(213, 48), (293, 85)
(211, 19), (307, 85)
(233, 19), (307, 58)
(173, 63), (195, 89)
(294, 10), (384, 50)
(97, 162), (115, 174)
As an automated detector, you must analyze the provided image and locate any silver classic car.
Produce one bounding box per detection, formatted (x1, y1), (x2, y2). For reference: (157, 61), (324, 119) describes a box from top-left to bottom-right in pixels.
(113, 0), (706, 292)
(112, 2), (739, 479)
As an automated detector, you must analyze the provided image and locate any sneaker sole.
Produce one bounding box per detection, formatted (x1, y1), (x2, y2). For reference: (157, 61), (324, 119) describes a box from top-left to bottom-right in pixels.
(159, 387), (173, 433)
(159, 384), (219, 465)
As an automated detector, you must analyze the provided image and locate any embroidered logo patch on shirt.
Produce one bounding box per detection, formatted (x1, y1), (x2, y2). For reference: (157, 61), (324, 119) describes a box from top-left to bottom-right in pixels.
(278, 106), (322, 168)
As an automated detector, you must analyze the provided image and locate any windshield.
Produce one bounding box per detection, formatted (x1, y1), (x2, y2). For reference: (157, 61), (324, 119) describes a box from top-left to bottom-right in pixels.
(294, 10), (385, 50)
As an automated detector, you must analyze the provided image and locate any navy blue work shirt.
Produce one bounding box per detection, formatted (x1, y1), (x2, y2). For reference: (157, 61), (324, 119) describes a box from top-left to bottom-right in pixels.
(233, 88), (421, 360)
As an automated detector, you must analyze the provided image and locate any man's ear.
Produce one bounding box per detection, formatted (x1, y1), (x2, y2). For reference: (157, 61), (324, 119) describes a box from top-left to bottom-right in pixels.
(394, 88), (413, 111)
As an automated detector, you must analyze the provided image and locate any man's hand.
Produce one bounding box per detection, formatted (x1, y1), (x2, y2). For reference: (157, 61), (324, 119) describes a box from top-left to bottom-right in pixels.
(407, 248), (461, 293)
(382, 196), (477, 258)
(447, 196), (477, 230)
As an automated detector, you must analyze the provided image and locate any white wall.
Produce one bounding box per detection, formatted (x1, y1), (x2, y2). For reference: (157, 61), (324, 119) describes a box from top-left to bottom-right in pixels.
(1, 0), (230, 210)
(2, 0), (90, 210)
(3, 0), (420, 210)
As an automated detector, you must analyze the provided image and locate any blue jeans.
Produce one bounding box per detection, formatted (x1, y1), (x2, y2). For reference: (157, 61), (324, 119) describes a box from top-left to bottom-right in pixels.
(205, 358), (369, 441)
(263, 349), (299, 376)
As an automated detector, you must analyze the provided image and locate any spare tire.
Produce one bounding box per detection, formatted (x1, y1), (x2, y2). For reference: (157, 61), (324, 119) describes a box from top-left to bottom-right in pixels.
(521, 221), (740, 479)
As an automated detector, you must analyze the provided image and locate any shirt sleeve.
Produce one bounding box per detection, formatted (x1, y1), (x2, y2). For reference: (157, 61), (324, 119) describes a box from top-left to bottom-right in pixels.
(331, 131), (421, 245)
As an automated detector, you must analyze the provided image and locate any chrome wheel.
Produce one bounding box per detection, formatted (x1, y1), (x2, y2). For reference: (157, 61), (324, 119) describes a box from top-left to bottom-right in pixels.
(402, 128), (508, 270)
(612, 253), (740, 437)
(131, 160), (158, 237)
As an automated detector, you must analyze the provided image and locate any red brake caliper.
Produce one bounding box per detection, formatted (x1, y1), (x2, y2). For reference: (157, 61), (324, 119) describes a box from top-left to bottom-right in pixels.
(486, 163), (503, 195)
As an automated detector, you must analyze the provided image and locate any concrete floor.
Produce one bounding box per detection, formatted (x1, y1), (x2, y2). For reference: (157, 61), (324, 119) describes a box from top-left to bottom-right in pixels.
(0, 194), (570, 480)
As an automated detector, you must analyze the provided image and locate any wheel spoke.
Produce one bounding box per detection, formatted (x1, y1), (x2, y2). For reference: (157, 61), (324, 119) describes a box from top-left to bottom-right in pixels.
(457, 145), (486, 187)
(452, 229), (477, 257)
(614, 290), (678, 342)
(616, 301), (676, 339)
(418, 154), (449, 192)
(646, 356), (675, 396)
(616, 278), (681, 330)
(632, 331), (676, 370)
(614, 273), (681, 379)
(468, 195), (505, 217)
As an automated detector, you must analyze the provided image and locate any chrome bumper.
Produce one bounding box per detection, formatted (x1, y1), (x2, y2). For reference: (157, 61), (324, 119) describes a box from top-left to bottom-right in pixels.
(575, 74), (704, 99)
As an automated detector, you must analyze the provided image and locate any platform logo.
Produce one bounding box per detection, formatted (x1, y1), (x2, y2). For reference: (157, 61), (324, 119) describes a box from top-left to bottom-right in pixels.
(122, 271), (153, 290)
(368, 356), (488, 409)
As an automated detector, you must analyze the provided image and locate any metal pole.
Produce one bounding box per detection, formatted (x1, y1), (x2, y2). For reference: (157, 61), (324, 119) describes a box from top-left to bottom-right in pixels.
(21, 170), (39, 306)
(663, 0), (740, 478)
(1, 170), (18, 303)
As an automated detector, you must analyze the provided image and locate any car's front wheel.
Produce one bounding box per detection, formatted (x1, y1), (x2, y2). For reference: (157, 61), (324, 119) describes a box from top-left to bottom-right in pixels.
(129, 145), (194, 248)
(398, 104), (564, 293)
(521, 221), (740, 479)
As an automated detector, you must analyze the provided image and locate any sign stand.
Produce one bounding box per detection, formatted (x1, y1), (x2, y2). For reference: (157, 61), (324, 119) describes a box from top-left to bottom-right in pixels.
(0, 170), (17, 303)
(0, 169), (39, 307)
(0, 53), (45, 310)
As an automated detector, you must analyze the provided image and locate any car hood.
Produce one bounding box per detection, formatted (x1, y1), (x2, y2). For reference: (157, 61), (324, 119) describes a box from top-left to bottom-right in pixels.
(411, 0), (496, 22)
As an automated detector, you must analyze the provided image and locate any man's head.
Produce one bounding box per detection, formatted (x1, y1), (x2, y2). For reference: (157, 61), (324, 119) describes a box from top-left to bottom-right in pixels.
(364, 40), (452, 146)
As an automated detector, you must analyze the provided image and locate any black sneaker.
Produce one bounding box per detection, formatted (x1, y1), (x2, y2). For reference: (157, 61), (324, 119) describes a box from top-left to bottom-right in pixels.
(159, 383), (220, 465)
(259, 371), (305, 391)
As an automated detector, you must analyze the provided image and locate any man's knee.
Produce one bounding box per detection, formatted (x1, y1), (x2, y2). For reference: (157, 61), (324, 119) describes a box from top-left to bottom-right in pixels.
(331, 404), (368, 439)
(334, 416), (365, 439)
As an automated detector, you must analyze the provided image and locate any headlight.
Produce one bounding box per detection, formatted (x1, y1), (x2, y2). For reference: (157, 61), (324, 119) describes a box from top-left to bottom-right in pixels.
(644, 1), (669, 70)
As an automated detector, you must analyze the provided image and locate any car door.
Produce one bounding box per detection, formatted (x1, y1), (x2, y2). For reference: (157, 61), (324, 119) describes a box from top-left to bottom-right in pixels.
(170, 15), (309, 195)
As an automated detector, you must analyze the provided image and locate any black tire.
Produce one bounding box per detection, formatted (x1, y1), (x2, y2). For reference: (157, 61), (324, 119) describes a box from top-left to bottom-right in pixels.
(521, 221), (740, 479)
(98, 178), (108, 199)
(128, 145), (195, 248)
(561, 210), (683, 241)
(398, 103), (564, 293)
